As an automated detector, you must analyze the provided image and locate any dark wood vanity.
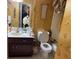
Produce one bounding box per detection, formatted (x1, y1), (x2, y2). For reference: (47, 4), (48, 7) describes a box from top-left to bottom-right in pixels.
(8, 27), (35, 57)
(8, 37), (34, 57)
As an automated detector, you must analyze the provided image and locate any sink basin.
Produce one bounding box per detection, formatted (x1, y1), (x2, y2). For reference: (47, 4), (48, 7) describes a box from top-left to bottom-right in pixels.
(8, 27), (34, 38)
(8, 30), (22, 36)
(11, 32), (21, 36)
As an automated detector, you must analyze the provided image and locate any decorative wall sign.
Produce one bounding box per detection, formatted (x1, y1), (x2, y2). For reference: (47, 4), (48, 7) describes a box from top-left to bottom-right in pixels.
(14, 8), (16, 18)
(41, 4), (48, 19)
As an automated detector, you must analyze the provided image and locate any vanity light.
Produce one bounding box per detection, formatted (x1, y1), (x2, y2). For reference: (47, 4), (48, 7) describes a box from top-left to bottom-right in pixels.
(13, 0), (23, 2)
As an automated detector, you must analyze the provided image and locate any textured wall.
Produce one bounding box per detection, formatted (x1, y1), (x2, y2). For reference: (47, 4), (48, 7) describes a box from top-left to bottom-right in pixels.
(54, 0), (71, 59)
(32, 0), (53, 32)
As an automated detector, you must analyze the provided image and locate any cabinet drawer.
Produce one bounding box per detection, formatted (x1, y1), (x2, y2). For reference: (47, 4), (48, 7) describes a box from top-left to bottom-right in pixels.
(8, 38), (34, 44)
(15, 39), (33, 44)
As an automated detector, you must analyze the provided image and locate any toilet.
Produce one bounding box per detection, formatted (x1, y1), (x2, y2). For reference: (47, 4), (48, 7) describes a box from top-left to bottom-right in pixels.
(37, 31), (52, 59)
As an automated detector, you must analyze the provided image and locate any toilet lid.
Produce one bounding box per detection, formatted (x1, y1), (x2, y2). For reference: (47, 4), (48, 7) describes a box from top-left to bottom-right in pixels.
(39, 31), (49, 43)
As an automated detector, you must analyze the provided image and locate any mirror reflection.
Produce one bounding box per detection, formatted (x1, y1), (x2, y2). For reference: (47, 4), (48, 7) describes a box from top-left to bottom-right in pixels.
(22, 3), (31, 28)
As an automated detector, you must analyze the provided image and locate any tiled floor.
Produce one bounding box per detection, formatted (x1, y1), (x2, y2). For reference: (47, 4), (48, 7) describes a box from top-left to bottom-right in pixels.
(8, 51), (54, 59)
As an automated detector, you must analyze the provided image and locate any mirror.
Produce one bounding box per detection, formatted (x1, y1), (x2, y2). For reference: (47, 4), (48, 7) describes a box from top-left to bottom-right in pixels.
(7, 0), (32, 28)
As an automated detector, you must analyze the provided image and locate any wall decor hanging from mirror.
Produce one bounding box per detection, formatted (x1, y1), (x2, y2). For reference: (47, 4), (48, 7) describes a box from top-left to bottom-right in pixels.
(52, 0), (67, 14)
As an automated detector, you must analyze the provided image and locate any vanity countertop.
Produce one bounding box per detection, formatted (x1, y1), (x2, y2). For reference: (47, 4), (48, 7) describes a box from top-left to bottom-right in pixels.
(8, 27), (34, 38)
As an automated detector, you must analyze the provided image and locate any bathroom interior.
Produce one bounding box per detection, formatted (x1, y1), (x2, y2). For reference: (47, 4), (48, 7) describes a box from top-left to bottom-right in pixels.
(7, 0), (71, 59)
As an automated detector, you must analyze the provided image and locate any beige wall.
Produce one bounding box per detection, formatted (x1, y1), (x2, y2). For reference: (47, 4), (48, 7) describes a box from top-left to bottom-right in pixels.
(32, 0), (53, 32)
(54, 0), (71, 59)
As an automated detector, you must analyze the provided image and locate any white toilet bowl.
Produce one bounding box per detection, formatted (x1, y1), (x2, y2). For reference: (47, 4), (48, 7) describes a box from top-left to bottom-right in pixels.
(41, 43), (52, 53)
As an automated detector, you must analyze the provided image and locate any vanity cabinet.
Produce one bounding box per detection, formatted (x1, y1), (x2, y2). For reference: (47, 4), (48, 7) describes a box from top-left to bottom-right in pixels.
(8, 37), (34, 57)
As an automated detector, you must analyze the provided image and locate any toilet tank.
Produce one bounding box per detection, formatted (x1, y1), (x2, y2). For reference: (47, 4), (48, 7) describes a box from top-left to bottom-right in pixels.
(37, 31), (49, 43)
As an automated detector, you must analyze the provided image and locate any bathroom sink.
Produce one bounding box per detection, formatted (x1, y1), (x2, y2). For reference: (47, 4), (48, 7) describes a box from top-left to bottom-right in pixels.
(8, 30), (22, 37)
(11, 32), (21, 36)
(8, 27), (34, 38)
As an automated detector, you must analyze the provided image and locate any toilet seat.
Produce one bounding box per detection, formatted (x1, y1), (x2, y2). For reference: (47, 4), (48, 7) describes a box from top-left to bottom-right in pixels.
(41, 43), (52, 51)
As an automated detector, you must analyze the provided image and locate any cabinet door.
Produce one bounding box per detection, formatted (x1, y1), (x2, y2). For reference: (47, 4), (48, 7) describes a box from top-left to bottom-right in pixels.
(8, 38), (34, 57)
(9, 44), (33, 57)
(8, 44), (15, 57)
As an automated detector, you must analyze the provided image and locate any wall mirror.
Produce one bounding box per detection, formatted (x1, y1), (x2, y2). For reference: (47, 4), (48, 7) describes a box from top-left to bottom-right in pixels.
(7, 0), (32, 28)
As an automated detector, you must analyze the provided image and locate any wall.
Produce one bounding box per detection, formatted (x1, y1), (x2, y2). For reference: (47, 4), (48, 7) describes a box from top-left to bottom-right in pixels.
(32, 0), (53, 32)
(54, 0), (71, 59)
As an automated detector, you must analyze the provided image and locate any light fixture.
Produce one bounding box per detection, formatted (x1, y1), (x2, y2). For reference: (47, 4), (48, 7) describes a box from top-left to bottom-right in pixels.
(13, 0), (23, 2)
